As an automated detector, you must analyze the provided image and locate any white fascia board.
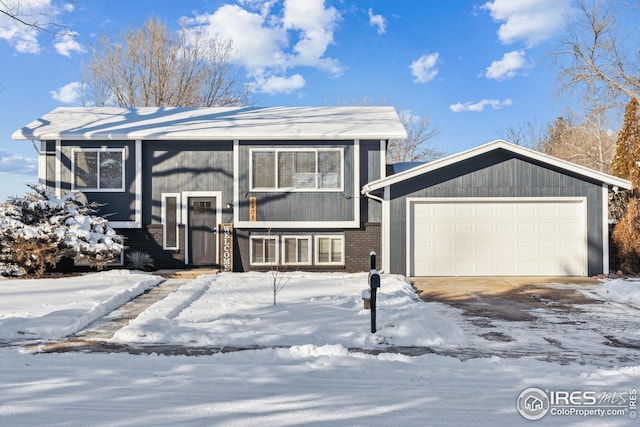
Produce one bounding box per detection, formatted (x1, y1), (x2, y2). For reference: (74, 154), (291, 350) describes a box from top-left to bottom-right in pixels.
(18, 133), (407, 142)
(235, 220), (360, 229)
(363, 140), (632, 193)
(110, 221), (141, 228)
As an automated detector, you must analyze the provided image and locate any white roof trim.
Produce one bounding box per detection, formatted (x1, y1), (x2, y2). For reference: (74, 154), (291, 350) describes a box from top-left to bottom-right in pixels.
(13, 106), (408, 141)
(362, 139), (632, 192)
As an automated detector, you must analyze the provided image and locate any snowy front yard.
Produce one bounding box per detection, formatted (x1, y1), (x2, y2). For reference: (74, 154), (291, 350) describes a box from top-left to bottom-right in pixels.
(1, 271), (639, 426)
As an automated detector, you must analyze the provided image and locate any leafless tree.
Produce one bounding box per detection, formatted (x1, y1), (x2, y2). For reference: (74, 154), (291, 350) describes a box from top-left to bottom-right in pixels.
(500, 111), (616, 173)
(387, 111), (444, 163)
(499, 119), (546, 149)
(81, 18), (251, 107)
(538, 111), (617, 173)
(555, 0), (640, 114)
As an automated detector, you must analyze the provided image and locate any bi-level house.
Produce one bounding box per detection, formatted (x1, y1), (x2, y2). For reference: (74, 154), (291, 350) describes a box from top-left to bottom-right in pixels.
(14, 106), (631, 277)
(13, 106), (406, 272)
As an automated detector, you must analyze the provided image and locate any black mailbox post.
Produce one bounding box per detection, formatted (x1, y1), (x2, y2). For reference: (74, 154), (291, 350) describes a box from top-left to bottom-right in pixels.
(368, 251), (380, 333)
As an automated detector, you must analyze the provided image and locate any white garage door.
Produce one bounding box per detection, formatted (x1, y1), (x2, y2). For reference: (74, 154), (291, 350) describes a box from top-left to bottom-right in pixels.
(409, 198), (587, 276)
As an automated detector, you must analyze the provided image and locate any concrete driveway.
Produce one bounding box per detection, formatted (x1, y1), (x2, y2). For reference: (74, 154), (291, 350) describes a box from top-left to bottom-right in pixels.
(412, 276), (600, 321)
(410, 276), (640, 366)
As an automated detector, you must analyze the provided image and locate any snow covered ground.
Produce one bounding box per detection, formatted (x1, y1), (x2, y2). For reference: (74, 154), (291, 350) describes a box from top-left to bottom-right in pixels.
(0, 270), (163, 342)
(1, 271), (639, 426)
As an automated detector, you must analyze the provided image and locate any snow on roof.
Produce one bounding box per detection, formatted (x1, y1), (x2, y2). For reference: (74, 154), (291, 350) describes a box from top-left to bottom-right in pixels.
(363, 139), (632, 192)
(12, 106), (408, 141)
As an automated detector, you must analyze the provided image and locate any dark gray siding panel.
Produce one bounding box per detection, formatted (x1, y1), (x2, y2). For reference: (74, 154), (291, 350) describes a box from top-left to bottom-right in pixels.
(388, 150), (604, 275)
(44, 140), (56, 191)
(361, 140), (382, 223)
(237, 140), (356, 222)
(143, 141), (234, 225)
(57, 141), (136, 222)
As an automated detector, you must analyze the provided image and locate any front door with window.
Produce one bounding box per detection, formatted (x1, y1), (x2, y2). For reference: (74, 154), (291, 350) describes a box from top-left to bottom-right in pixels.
(188, 197), (217, 265)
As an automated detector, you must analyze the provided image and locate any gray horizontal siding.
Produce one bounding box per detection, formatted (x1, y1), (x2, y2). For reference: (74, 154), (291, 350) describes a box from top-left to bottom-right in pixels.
(237, 140), (356, 223)
(143, 140), (234, 225)
(388, 151), (605, 275)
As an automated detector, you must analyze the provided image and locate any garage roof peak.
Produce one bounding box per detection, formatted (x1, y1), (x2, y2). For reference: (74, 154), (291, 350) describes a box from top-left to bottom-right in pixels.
(363, 139), (632, 193)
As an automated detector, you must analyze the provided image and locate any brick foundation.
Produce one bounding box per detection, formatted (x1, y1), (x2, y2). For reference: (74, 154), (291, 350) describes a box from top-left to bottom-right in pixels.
(115, 222), (382, 273)
(234, 223), (381, 273)
(345, 222), (381, 272)
(119, 225), (186, 269)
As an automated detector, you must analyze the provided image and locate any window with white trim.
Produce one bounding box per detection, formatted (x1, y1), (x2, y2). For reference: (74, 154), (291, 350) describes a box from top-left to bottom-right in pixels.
(72, 148), (125, 191)
(250, 236), (279, 265)
(250, 148), (342, 191)
(162, 193), (180, 250)
(282, 235), (312, 265)
(315, 235), (344, 265)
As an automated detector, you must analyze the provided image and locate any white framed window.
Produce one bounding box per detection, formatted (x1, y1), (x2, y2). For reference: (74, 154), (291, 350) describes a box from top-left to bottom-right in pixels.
(72, 148), (125, 191)
(282, 235), (312, 265)
(250, 148), (343, 191)
(250, 236), (279, 265)
(315, 235), (344, 265)
(162, 193), (180, 250)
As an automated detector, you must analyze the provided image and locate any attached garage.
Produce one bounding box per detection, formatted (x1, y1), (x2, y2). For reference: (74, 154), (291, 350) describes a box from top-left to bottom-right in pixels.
(408, 198), (587, 276)
(362, 140), (632, 277)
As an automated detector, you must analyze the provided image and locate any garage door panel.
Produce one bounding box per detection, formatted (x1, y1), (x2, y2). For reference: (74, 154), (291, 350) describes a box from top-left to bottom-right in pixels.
(410, 199), (586, 276)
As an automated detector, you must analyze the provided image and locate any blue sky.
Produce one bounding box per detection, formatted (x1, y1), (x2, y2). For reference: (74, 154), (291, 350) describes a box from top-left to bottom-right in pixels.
(0, 0), (578, 199)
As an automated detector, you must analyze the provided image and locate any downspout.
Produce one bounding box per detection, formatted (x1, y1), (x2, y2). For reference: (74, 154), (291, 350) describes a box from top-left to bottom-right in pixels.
(362, 187), (385, 273)
(30, 139), (40, 154)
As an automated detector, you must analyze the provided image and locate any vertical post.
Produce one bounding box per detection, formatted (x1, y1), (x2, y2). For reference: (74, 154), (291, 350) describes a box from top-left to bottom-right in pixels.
(369, 251), (378, 333)
(370, 284), (377, 333)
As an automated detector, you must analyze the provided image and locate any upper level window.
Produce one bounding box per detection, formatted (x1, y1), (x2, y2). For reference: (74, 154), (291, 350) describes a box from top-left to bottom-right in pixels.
(72, 148), (125, 191)
(251, 148), (342, 191)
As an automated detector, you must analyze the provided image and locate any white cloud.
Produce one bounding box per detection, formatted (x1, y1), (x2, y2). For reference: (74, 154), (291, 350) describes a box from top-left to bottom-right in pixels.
(282, 0), (341, 73)
(54, 32), (85, 57)
(410, 53), (439, 83)
(0, 0), (69, 54)
(449, 98), (513, 112)
(184, 0), (342, 95)
(50, 81), (82, 104)
(485, 50), (526, 80)
(189, 4), (287, 70)
(256, 74), (306, 94)
(0, 149), (38, 175)
(237, 0), (278, 17)
(482, 0), (574, 47)
(368, 8), (386, 35)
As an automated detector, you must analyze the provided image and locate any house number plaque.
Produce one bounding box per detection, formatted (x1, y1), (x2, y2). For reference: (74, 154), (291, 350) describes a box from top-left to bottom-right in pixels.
(249, 197), (257, 222)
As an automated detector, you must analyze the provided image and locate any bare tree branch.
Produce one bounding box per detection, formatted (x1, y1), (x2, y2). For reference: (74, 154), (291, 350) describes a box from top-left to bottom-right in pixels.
(81, 18), (252, 107)
(387, 111), (444, 163)
(555, 0), (640, 113)
(0, 0), (73, 35)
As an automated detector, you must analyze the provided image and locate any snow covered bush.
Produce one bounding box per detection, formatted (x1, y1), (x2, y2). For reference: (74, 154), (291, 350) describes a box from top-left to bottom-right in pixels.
(0, 185), (124, 276)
